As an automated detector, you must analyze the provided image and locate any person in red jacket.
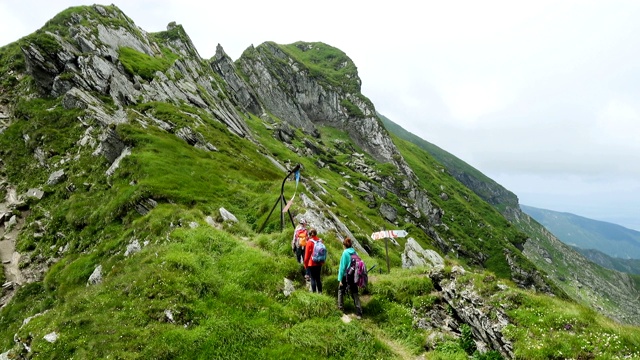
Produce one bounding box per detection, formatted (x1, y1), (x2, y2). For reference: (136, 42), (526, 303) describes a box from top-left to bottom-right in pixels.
(304, 228), (324, 294)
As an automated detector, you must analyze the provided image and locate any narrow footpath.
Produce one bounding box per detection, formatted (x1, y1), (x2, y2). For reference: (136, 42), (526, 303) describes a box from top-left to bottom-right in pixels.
(0, 186), (24, 307)
(340, 294), (426, 360)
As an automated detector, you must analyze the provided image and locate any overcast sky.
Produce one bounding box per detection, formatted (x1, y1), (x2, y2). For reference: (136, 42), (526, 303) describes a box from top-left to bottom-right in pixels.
(1, 1), (639, 230)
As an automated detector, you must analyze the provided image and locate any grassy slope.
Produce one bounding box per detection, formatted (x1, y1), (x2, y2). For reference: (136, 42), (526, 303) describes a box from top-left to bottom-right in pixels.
(388, 132), (533, 281)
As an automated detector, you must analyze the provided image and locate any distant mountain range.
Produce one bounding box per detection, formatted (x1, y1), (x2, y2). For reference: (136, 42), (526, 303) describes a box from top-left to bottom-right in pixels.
(571, 247), (640, 275)
(521, 205), (640, 270)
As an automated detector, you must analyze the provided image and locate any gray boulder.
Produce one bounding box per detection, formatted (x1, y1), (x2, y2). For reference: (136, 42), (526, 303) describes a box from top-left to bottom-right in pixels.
(125, 239), (141, 257)
(25, 188), (44, 200)
(46, 170), (66, 186)
(283, 278), (295, 297)
(219, 207), (238, 222)
(402, 238), (444, 269)
(379, 203), (397, 223)
(87, 265), (103, 285)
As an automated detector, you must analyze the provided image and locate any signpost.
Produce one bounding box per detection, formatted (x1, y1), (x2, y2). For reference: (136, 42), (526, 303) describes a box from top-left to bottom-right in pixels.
(371, 230), (408, 273)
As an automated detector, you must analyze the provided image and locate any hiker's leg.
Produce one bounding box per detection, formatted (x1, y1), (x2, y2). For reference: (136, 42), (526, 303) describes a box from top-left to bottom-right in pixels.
(296, 247), (304, 264)
(351, 284), (362, 316)
(310, 266), (322, 293)
(309, 266), (318, 292)
(337, 280), (346, 311)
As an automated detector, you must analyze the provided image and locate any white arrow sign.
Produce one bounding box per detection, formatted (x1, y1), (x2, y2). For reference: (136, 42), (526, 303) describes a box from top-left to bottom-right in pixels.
(371, 230), (408, 240)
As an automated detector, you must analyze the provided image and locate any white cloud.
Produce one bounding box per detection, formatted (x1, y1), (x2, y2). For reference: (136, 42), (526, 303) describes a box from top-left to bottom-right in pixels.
(595, 99), (640, 144)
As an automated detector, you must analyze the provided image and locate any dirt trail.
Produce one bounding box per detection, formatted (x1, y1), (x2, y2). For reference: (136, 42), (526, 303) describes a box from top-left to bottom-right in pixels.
(340, 295), (425, 360)
(357, 316), (424, 360)
(0, 186), (24, 306)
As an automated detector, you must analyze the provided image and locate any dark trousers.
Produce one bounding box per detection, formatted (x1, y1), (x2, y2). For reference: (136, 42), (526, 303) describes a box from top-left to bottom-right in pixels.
(308, 265), (322, 293)
(295, 246), (304, 264)
(338, 276), (362, 316)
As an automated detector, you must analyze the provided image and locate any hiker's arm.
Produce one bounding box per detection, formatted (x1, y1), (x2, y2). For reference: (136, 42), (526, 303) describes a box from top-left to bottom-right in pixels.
(303, 242), (312, 267)
(337, 251), (347, 281)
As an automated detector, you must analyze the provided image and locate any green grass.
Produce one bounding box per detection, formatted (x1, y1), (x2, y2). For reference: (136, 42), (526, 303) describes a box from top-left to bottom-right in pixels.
(118, 47), (178, 81)
(10, 216), (403, 359)
(501, 289), (640, 359)
(278, 42), (360, 94)
(0, 98), (85, 192)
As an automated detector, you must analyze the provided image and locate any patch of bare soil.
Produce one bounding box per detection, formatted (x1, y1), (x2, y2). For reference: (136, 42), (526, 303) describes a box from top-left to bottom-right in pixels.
(0, 187), (25, 307)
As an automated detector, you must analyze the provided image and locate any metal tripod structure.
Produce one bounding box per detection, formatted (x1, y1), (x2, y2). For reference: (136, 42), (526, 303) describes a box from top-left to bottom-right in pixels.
(258, 164), (300, 232)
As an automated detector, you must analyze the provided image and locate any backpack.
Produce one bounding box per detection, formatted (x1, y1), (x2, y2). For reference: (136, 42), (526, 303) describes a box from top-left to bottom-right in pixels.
(311, 239), (327, 263)
(346, 253), (368, 288)
(296, 228), (308, 247)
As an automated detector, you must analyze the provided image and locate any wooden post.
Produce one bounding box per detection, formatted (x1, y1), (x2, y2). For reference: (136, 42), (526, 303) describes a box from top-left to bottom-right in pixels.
(385, 237), (390, 274)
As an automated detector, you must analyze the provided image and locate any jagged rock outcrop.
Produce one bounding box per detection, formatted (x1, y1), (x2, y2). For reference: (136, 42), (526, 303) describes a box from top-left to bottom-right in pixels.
(210, 44), (262, 115)
(426, 266), (515, 359)
(21, 4), (251, 147)
(504, 248), (552, 294)
(299, 192), (368, 256)
(235, 42), (412, 172)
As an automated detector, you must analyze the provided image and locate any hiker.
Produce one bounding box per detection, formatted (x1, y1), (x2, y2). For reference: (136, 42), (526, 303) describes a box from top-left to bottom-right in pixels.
(304, 228), (326, 293)
(337, 237), (363, 319)
(291, 218), (308, 264)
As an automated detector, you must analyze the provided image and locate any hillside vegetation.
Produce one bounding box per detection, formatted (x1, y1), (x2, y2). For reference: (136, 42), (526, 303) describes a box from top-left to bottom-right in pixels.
(0, 4), (639, 359)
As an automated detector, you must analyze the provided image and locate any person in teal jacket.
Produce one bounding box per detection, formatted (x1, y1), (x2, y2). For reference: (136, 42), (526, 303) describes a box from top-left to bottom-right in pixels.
(337, 237), (362, 318)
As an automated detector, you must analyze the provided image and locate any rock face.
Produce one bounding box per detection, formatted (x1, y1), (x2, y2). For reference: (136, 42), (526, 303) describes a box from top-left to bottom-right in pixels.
(425, 266), (515, 359)
(20, 5), (252, 149)
(402, 238), (444, 269)
(233, 42), (413, 175)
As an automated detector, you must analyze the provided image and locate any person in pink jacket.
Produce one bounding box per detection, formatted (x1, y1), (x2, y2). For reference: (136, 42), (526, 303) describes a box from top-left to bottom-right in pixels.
(303, 229), (324, 293)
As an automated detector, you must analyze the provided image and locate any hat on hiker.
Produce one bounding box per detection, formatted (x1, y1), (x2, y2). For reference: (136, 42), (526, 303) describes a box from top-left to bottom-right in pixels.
(299, 218), (307, 224)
